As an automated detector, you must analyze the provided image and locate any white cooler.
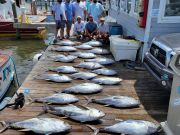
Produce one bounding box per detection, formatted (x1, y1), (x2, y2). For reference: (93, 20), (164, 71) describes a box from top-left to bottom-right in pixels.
(109, 36), (140, 61)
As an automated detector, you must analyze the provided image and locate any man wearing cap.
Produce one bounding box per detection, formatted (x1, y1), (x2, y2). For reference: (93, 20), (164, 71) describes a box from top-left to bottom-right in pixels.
(73, 16), (85, 39)
(85, 15), (98, 39)
(97, 17), (109, 40)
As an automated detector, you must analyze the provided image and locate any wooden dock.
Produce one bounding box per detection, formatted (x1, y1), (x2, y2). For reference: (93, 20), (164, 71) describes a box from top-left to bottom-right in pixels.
(0, 40), (169, 135)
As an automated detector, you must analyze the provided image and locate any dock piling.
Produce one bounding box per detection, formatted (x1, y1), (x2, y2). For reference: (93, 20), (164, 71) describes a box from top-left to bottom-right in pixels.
(11, 0), (21, 39)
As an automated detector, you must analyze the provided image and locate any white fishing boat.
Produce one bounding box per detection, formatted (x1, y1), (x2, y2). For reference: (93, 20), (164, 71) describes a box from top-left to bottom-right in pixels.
(0, 53), (19, 110)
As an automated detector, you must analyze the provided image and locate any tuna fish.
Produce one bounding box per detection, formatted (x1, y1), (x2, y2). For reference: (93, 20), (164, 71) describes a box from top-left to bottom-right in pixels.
(88, 120), (159, 135)
(48, 55), (77, 63)
(92, 68), (117, 76)
(78, 52), (97, 59)
(86, 40), (103, 47)
(61, 83), (103, 94)
(70, 52), (96, 59)
(75, 44), (94, 50)
(51, 46), (77, 52)
(54, 40), (75, 46)
(44, 104), (105, 123)
(92, 77), (122, 85)
(49, 66), (78, 74)
(75, 62), (103, 70)
(31, 93), (79, 104)
(0, 118), (71, 134)
(70, 72), (97, 80)
(86, 95), (140, 108)
(85, 57), (115, 65)
(87, 48), (110, 55)
(35, 74), (72, 83)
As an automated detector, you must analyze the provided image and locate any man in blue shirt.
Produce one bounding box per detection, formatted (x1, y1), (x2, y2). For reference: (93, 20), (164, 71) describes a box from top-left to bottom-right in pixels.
(85, 15), (98, 39)
(65, 0), (74, 38)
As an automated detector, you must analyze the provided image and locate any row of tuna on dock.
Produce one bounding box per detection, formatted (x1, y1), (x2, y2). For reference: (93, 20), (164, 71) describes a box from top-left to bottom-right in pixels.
(0, 40), (160, 135)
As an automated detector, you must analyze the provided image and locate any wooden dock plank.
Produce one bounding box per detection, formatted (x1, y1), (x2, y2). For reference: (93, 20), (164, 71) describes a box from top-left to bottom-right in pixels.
(0, 41), (169, 134)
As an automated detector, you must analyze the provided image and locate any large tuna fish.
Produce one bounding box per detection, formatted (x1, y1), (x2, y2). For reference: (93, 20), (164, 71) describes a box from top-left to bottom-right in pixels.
(75, 44), (94, 50)
(85, 40), (103, 47)
(70, 52), (96, 59)
(48, 55), (77, 63)
(70, 72), (97, 80)
(51, 46), (77, 52)
(92, 68), (117, 76)
(92, 77), (122, 85)
(35, 74), (72, 83)
(85, 57), (115, 65)
(0, 118), (71, 134)
(87, 48), (110, 55)
(88, 120), (160, 135)
(53, 40), (76, 46)
(86, 95), (140, 108)
(75, 62), (103, 70)
(31, 93), (79, 104)
(44, 104), (105, 123)
(49, 66), (78, 74)
(78, 52), (97, 59)
(61, 83), (103, 94)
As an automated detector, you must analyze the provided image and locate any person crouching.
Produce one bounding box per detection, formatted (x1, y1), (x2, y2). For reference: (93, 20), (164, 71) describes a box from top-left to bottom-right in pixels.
(85, 15), (98, 40)
(97, 17), (109, 41)
(73, 16), (85, 40)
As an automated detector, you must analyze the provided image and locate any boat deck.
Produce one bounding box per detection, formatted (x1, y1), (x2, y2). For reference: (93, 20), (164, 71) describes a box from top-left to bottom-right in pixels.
(0, 40), (169, 135)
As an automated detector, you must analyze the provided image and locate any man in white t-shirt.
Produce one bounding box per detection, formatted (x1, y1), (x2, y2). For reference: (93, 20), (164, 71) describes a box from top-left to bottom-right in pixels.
(52, 0), (67, 40)
(73, 0), (87, 21)
(73, 16), (85, 39)
(97, 17), (109, 40)
(88, 0), (104, 23)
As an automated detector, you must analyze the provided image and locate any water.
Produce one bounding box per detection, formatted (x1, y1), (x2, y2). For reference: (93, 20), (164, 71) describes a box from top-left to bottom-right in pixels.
(0, 38), (46, 98)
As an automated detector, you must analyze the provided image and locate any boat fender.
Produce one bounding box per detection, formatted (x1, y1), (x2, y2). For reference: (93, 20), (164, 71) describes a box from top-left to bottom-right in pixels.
(33, 53), (43, 64)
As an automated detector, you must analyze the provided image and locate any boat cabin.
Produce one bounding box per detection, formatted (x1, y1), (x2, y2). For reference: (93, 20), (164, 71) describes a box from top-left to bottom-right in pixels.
(108, 0), (180, 58)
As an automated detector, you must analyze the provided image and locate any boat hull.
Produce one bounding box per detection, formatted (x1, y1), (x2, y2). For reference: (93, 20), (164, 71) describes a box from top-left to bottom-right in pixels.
(0, 22), (38, 36)
(0, 54), (15, 101)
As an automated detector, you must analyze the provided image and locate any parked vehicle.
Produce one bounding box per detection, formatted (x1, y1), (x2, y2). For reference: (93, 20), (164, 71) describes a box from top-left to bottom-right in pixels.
(143, 33), (180, 90)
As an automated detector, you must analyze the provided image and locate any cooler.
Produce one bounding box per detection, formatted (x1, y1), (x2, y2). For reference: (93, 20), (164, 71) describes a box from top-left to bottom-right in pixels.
(109, 36), (140, 61)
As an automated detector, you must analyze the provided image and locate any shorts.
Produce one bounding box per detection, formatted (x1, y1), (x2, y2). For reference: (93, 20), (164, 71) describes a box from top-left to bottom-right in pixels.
(66, 21), (73, 28)
(56, 20), (66, 29)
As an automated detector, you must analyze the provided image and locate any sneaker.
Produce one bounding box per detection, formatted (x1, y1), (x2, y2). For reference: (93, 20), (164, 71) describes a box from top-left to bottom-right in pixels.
(53, 39), (57, 43)
(80, 35), (83, 40)
(65, 35), (70, 39)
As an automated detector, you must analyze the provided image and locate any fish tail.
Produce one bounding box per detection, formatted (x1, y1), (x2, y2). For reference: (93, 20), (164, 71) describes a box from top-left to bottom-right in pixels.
(54, 90), (60, 93)
(157, 125), (162, 133)
(26, 95), (34, 105)
(34, 75), (42, 80)
(83, 96), (92, 105)
(48, 68), (55, 72)
(42, 103), (50, 113)
(0, 121), (9, 133)
(86, 125), (99, 135)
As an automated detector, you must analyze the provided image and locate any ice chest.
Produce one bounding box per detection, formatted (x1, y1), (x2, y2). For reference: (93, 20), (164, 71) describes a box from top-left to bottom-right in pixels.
(109, 36), (140, 61)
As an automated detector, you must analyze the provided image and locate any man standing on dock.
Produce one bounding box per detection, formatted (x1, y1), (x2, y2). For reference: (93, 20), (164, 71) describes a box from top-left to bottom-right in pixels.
(65, 0), (74, 39)
(72, 0), (87, 21)
(52, 0), (67, 41)
(88, 0), (105, 23)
